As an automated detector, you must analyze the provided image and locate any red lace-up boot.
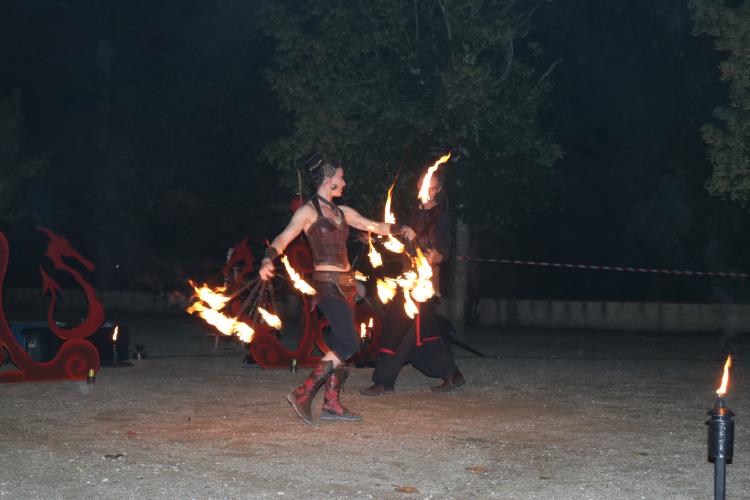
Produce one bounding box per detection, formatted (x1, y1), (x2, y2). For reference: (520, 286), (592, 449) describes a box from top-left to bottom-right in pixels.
(320, 368), (362, 422)
(286, 360), (334, 424)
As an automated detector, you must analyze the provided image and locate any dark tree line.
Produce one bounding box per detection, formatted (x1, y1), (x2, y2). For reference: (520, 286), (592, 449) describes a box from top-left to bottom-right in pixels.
(1, 0), (749, 303)
(1, 1), (286, 290)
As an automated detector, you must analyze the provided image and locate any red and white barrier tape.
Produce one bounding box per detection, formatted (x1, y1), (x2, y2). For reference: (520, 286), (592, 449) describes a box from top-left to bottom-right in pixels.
(456, 256), (748, 279)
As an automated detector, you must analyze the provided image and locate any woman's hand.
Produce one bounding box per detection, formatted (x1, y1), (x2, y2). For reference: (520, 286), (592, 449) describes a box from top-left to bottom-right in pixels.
(400, 225), (416, 241)
(259, 258), (276, 281)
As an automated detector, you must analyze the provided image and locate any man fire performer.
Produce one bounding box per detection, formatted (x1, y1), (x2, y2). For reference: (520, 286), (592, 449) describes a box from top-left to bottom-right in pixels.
(259, 153), (415, 424)
(360, 171), (465, 396)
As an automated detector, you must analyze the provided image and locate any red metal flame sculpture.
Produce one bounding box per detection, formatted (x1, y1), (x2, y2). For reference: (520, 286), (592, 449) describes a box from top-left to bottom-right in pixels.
(222, 237), (254, 285)
(0, 228), (104, 383)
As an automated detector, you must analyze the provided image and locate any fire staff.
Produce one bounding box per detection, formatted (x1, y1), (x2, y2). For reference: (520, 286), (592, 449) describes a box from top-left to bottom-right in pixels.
(259, 153), (415, 424)
(361, 171), (464, 396)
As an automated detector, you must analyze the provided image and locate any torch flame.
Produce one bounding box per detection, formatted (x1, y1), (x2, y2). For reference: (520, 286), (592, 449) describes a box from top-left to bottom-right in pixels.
(383, 236), (405, 254)
(234, 323), (255, 343)
(376, 278), (397, 304)
(360, 317), (373, 339)
(384, 182), (396, 224)
(395, 270), (417, 290)
(368, 234), (383, 268)
(410, 247), (435, 303)
(382, 247), (435, 315)
(354, 271), (368, 281)
(418, 153), (451, 204)
(257, 306), (283, 330)
(112, 325), (119, 342)
(716, 355), (732, 396)
(368, 317), (374, 328)
(189, 280), (231, 310)
(281, 255), (316, 295)
(186, 301), (255, 343)
(403, 287), (419, 319)
(382, 180), (405, 253)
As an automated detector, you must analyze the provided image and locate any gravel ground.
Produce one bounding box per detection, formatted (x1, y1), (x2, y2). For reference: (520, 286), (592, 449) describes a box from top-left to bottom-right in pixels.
(1, 314), (748, 499)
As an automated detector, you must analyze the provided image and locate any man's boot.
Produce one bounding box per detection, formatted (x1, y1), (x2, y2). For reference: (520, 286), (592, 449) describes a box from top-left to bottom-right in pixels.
(287, 360), (334, 424)
(359, 383), (395, 396)
(320, 368), (362, 422)
(431, 370), (466, 393)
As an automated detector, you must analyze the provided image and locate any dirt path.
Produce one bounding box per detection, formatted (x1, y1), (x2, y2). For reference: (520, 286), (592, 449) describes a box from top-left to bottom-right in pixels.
(1, 316), (748, 499)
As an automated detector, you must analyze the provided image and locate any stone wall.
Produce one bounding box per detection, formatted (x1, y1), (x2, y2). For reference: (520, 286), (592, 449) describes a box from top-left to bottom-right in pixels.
(6, 288), (749, 332)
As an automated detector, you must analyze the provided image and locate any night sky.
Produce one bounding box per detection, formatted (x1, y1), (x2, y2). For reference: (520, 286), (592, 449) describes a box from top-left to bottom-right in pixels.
(2, 0), (749, 303)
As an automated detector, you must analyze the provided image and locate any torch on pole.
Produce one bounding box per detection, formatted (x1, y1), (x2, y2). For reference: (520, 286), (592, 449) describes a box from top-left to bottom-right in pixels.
(707, 355), (734, 500)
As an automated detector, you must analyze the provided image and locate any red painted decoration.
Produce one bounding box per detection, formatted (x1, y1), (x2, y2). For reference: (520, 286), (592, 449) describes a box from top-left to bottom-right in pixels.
(222, 237), (254, 284)
(0, 228), (103, 383)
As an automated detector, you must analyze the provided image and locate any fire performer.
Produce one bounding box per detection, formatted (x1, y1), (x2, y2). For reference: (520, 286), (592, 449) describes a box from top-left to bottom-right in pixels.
(360, 171), (465, 396)
(259, 153), (415, 424)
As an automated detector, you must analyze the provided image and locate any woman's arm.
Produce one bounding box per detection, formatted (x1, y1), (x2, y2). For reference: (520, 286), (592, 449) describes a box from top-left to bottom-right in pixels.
(259, 205), (314, 280)
(340, 205), (415, 239)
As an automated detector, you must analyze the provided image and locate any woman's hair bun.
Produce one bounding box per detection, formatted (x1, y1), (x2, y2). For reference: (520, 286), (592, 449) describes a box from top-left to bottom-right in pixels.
(304, 152), (340, 187)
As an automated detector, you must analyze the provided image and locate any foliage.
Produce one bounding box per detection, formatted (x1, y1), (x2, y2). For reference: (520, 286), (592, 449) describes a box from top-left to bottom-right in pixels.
(262, 0), (561, 233)
(0, 90), (48, 224)
(0, 1), (286, 288)
(689, 0), (750, 206)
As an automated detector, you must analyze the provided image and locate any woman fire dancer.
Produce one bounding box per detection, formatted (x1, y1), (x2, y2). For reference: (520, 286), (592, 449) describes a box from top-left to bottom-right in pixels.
(259, 153), (415, 424)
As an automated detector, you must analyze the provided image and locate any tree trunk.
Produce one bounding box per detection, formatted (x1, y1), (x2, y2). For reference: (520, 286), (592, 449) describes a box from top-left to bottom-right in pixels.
(450, 217), (470, 338)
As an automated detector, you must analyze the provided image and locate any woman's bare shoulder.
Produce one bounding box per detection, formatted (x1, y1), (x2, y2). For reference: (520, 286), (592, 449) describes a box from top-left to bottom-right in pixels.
(294, 202), (317, 217)
(338, 205), (358, 215)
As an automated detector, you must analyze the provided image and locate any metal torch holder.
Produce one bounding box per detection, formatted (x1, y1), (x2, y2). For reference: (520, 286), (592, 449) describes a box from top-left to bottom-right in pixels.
(707, 399), (734, 500)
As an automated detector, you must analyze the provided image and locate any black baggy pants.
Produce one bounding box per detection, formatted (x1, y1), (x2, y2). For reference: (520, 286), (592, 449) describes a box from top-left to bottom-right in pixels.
(371, 295), (458, 387)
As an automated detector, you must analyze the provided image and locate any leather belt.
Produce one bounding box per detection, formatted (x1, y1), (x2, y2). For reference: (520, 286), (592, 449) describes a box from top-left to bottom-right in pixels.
(313, 270), (355, 286)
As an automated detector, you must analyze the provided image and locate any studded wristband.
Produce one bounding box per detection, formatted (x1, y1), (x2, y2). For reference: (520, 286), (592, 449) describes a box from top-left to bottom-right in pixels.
(263, 246), (280, 262)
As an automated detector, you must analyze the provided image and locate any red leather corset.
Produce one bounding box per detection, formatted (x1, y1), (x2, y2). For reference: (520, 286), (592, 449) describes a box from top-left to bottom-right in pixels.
(305, 197), (349, 269)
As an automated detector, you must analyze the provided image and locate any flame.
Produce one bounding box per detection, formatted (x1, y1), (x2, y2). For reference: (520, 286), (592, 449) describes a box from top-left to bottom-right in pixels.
(112, 325), (119, 342)
(716, 355), (732, 396)
(281, 255), (316, 295)
(186, 301), (255, 343)
(257, 306), (283, 330)
(384, 182), (396, 224)
(382, 181), (405, 253)
(354, 271), (368, 281)
(410, 247), (435, 303)
(403, 287), (419, 319)
(189, 280), (231, 310)
(233, 322), (254, 343)
(360, 317), (373, 339)
(376, 278), (398, 304)
(418, 153), (451, 204)
(383, 236), (405, 254)
(395, 270), (417, 290)
(379, 247), (436, 316)
(368, 234), (383, 268)
(368, 317), (374, 328)
(185, 280), (255, 342)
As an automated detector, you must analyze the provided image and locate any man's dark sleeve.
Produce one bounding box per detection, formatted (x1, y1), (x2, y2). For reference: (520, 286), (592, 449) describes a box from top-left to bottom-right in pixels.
(432, 209), (452, 259)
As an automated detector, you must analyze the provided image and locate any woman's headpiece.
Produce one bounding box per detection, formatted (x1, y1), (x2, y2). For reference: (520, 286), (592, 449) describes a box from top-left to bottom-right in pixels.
(304, 152), (338, 182)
